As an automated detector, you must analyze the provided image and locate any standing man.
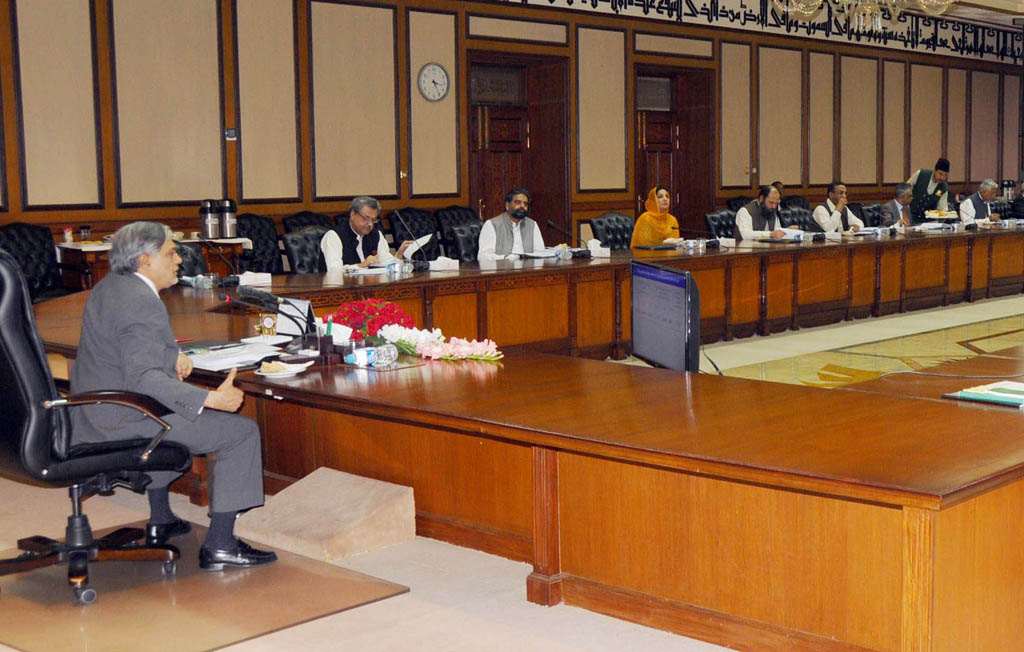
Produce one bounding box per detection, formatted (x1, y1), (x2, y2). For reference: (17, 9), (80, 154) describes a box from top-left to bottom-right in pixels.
(812, 181), (864, 233)
(478, 188), (546, 261)
(959, 179), (1001, 225)
(320, 196), (414, 270)
(880, 183), (914, 227)
(906, 157), (950, 224)
(735, 185), (794, 241)
(70, 222), (276, 571)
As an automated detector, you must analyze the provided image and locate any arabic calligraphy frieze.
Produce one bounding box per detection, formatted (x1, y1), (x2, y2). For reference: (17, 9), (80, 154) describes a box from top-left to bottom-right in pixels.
(481, 0), (1024, 64)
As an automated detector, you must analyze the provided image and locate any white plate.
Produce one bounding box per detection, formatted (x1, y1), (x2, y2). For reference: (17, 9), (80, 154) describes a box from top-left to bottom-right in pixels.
(254, 361), (315, 378)
(240, 334), (293, 346)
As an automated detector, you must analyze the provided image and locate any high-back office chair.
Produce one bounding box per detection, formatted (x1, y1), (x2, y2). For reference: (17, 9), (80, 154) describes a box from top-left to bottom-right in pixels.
(174, 241), (208, 278)
(781, 195), (810, 210)
(282, 226), (328, 274)
(726, 197), (751, 212)
(0, 249), (192, 604)
(434, 205), (480, 258)
(450, 222), (482, 262)
(282, 211), (333, 233)
(588, 212), (635, 250)
(0, 222), (79, 303)
(705, 210), (736, 239)
(780, 207), (822, 232)
(387, 207), (441, 260)
(236, 213), (284, 274)
(860, 204), (883, 227)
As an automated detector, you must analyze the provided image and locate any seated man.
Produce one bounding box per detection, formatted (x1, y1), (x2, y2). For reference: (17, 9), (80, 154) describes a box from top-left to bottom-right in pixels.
(70, 222), (276, 571)
(320, 196), (413, 270)
(812, 181), (864, 233)
(959, 179), (1001, 225)
(880, 183), (913, 227)
(478, 188), (545, 261)
(735, 185), (795, 241)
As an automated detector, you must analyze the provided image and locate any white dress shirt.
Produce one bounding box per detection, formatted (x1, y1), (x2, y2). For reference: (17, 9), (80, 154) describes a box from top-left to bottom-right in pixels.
(812, 199), (865, 233)
(906, 169), (950, 212)
(320, 227), (395, 271)
(958, 194), (990, 225)
(478, 219), (546, 261)
(133, 272), (160, 297)
(735, 204), (781, 241)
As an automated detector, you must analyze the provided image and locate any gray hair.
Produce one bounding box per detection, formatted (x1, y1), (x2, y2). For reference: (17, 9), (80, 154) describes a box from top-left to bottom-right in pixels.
(979, 178), (999, 193)
(109, 221), (172, 274)
(894, 183), (912, 200)
(349, 196), (381, 215)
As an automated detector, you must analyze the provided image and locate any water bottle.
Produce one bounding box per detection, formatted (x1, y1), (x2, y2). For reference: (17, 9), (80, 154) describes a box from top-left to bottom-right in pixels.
(344, 346), (377, 367)
(373, 343), (399, 366)
(387, 261), (403, 276)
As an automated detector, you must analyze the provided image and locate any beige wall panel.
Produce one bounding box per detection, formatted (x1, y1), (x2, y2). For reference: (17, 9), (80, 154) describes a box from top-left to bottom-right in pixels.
(468, 15), (565, 44)
(113, 0), (221, 203)
(758, 48), (801, 185)
(839, 56), (877, 185)
(970, 71), (1000, 182)
(721, 43), (751, 187)
(312, 2), (396, 197)
(409, 11), (457, 196)
(578, 28), (625, 191)
(17, 0), (98, 206)
(882, 61), (906, 183)
(946, 69), (967, 183)
(1004, 75), (1020, 182)
(909, 64), (942, 178)
(808, 53), (833, 185)
(237, 0), (298, 200)
(634, 33), (711, 58)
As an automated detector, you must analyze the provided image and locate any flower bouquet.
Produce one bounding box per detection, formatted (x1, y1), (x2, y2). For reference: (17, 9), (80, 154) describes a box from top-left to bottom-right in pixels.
(377, 324), (445, 355)
(416, 337), (503, 362)
(329, 299), (414, 344)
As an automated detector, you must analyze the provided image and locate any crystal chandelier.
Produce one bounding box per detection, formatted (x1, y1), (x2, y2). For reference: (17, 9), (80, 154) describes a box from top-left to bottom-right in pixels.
(770, 0), (955, 31)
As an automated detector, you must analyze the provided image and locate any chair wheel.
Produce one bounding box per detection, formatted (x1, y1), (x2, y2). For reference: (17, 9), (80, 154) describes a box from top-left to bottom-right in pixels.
(162, 560), (177, 575)
(74, 586), (97, 605)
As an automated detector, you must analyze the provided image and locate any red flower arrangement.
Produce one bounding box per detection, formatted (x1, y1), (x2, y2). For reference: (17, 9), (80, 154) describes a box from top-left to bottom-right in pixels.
(329, 298), (414, 342)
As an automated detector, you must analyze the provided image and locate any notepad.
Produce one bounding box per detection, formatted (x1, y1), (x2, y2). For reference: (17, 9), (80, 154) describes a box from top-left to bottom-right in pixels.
(943, 381), (1024, 408)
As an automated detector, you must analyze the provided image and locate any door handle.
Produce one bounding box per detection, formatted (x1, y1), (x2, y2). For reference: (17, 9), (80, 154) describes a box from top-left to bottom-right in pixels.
(478, 199), (485, 220)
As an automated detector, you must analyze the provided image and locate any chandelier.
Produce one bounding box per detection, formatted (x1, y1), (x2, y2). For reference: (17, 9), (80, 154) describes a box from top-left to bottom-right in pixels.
(770, 0), (955, 32)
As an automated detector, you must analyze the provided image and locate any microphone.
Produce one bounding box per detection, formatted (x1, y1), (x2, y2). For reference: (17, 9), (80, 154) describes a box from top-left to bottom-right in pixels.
(546, 219), (573, 242)
(196, 233), (239, 278)
(219, 293), (308, 337)
(238, 285), (284, 306)
(390, 209), (425, 262)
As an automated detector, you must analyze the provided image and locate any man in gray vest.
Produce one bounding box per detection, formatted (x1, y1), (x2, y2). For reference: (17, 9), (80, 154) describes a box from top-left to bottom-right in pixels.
(735, 185), (790, 241)
(959, 179), (1001, 225)
(906, 157), (950, 224)
(478, 188), (546, 261)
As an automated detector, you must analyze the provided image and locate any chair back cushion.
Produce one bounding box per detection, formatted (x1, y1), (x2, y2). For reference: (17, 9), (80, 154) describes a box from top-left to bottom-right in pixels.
(860, 204), (882, 227)
(705, 210), (736, 239)
(0, 248), (66, 481)
(0, 222), (64, 301)
(451, 222), (482, 262)
(726, 197), (751, 212)
(781, 195), (810, 210)
(283, 211), (333, 233)
(590, 212), (635, 250)
(387, 208), (441, 260)
(174, 242), (208, 278)
(283, 226), (328, 274)
(782, 207), (822, 232)
(434, 205), (479, 257)
(236, 213), (283, 274)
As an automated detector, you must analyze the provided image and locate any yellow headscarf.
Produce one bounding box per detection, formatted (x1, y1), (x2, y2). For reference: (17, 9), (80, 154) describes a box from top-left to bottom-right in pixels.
(631, 187), (679, 248)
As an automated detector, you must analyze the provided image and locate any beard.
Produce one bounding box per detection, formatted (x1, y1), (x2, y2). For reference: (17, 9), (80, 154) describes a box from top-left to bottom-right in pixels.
(509, 208), (529, 220)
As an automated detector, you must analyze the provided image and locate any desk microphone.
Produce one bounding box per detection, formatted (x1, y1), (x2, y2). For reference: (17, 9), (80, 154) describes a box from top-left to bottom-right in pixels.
(238, 285), (284, 305)
(389, 209), (430, 271)
(546, 220), (574, 242)
(219, 293), (309, 337)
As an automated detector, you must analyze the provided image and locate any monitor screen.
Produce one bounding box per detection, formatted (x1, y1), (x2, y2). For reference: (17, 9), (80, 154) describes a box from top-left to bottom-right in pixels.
(630, 260), (701, 372)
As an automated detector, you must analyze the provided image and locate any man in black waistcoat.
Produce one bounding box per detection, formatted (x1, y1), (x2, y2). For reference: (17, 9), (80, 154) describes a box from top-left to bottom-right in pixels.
(320, 196), (414, 270)
(735, 185), (791, 241)
(958, 179), (1001, 225)
(906, 157), (950, 224)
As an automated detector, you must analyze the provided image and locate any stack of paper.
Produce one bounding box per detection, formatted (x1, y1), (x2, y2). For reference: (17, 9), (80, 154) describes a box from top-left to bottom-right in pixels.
(944, 381), (1024, 408)
(187, 342), (283, 371)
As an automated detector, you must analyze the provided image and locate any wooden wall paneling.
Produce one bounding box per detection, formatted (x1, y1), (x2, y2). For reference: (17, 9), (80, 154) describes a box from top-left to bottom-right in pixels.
(257, 395), (317, 482)
(487, 276), (569, 346)
(969, 71), (1000, 183)
(878, 244), (902, 315)
(432, 287), (479, 340)
(795, 247), (848, 326)
(573, 271), (615, 349)
(970, 233), (991, 300)
(947, 239), (968, 302)
(757, 47), (801, 186)
(808, 52), (834, 186)
(903, 239), (948, 310)
(839, 55), (877, 185)
(234, 0), (300, 202)
(764, 254), (794, 334)
(882, 60), (906, 184)
(408, 9), (458, 197)
(719, 42), (751, 188)
(1003, 73), (1020, 183)
(111, 0), (224, 205)
(576, 26), (626, 192)
(849, 245), (875, 318)
(467, 14), (568, 45)
(946, 68), (967, 184)
(909, 64), (943, 179)
(633, 32), (712, 59)
(729, 256), (759, 337)
(13, 0), (101, 208)
(988, 232), (1024, 296)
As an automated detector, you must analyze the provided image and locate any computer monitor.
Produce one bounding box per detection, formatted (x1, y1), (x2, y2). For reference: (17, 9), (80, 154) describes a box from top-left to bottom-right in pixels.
(630, 260), (701, 371)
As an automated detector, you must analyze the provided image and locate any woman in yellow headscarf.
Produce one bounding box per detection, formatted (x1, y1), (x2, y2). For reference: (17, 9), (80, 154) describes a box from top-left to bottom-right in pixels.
(630, 186), (679, 248)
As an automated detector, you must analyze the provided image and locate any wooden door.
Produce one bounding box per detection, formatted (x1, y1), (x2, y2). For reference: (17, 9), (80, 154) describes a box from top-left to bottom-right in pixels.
(676, 69), (715, 236)
(636, 111), (676, 215)
(470, 106), (527, 221)
(526, 61), (569, 246)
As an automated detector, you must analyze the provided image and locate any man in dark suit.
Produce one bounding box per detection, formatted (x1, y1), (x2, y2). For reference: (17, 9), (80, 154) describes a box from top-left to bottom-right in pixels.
(880, 183), (914, 227)
(70, 221), (276, 571)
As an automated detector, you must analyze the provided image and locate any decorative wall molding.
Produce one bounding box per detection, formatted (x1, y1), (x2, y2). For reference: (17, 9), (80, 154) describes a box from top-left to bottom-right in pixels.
(489, 0), (1024, 64)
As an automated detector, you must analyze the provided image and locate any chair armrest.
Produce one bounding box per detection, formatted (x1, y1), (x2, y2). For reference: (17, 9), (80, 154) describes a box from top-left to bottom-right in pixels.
(44, 391), (174, 461)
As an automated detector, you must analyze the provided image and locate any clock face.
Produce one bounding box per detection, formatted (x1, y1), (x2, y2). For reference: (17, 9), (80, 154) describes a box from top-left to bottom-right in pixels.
(418, 62), (449, 102)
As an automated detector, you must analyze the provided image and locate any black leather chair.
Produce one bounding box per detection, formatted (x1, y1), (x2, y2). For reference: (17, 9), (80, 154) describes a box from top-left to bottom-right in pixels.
(282, 210), (333, 233)
(174, 242), (208, 278)
(0, 249), (191, 604)
(236, 213), (283, 274)
(450, 222), (482, 263)
(781, 195), (810, 210)
(726, 197), (751, 212)
(991, 199), (1011, 218)
(282, 226), (328, 274)
(781, 207), (822, 232)
(588, 212), (635, 250)
(387, 207), (440, 260)
(705, 210), (736, 239)
(434, 205), (479, 258)
(0, 222), (80, 303)
(860, 204), (883, 228)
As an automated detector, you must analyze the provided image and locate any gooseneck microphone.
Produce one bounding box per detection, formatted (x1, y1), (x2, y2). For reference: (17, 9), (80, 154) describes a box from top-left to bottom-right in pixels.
(196, 232), (239, 277)
(219, 293), (309, 336)
(238, 285), (284, 305)
(546, 220), (573, 241)
(389, 209), (430, 271)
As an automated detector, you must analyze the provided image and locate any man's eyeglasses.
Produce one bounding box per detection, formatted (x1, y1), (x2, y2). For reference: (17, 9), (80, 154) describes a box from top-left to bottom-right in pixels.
(353, 211), (380, 224)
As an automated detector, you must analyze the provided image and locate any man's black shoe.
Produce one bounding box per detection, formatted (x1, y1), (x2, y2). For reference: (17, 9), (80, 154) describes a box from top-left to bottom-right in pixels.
(145, 517), (192, 545)
(199, 540), (278, 571)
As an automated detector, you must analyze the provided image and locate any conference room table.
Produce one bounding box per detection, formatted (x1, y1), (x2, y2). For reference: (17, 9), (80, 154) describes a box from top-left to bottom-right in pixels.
(33, 261), (1024, 652)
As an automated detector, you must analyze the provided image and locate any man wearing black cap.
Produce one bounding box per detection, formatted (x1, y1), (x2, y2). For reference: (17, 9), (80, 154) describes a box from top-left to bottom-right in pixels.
(905, 158), (950, 224)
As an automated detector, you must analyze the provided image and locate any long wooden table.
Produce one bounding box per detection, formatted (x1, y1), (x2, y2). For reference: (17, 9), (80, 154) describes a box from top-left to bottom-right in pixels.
(34, 281), (1024, 652)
